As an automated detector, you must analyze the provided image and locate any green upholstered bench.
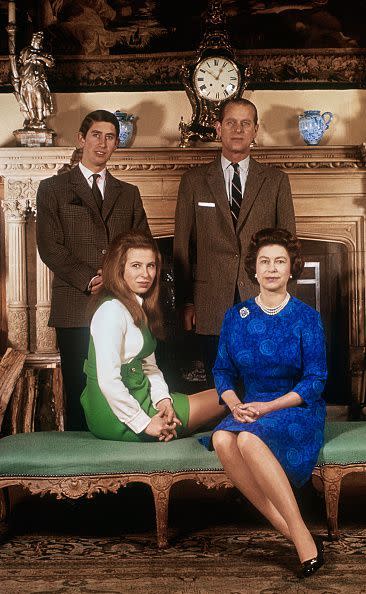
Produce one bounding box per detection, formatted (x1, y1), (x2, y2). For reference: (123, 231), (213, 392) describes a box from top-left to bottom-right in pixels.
(0, 430), (228, 548)
(312, 421), (366, 539)
(0, 422), (365, 546)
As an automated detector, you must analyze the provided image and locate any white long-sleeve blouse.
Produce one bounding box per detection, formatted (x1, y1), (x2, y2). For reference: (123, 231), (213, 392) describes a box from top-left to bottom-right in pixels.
(90, 298), (172, 434)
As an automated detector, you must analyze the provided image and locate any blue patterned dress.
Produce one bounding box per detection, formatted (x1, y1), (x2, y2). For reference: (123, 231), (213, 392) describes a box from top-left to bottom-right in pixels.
(204, 296), (327, 487)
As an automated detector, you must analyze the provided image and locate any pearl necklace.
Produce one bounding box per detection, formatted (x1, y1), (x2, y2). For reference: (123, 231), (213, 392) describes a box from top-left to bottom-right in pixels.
(255, 292), (290, 316)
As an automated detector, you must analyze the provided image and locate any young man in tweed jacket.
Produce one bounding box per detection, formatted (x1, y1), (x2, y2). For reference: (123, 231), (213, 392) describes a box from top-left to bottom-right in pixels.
(37, 110), (150, 430)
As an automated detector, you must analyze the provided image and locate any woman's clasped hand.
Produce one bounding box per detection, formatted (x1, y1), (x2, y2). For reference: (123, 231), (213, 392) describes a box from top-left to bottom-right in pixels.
(146, 398), (182, 441)
(231, 401), (269, 423)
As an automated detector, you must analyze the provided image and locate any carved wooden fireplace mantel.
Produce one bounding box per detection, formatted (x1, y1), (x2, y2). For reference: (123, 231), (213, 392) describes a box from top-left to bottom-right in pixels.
(1, 145), (366, 407)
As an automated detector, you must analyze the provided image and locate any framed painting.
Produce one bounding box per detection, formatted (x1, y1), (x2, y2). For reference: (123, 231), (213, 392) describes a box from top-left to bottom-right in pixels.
(0, 0), (366, 91)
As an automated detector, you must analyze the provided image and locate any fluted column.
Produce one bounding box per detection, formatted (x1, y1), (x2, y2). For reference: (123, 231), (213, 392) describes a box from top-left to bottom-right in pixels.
(28, 191), (56, 354)
(36, 249), (56, 352)
(2, 186), (29, 351)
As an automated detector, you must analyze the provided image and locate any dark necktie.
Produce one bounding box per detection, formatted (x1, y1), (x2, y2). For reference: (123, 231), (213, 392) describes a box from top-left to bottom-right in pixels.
(230, 162), (242, 227)
(91, 173), (103, 210)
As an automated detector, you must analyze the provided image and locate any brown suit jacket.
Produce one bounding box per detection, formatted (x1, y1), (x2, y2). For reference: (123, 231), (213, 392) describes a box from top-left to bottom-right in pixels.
(36, 165), (150, 328)
(173, 155), (296, 335)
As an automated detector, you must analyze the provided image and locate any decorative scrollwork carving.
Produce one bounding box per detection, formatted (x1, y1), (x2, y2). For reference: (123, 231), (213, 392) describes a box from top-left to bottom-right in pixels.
(313, 464), (366, 539)
(2, 179), (38, 219)
(2, 50), (366, 92)
(7, 309), (28, 351)
(8, 179), (38, 201)
(319, 465), (345, 484)
(1, 199), (27, 220)
(150, 474), (174, 491)
(16, 476), (130, 500)
(194, 472), (233, 490)
(36, 309), (56, 352)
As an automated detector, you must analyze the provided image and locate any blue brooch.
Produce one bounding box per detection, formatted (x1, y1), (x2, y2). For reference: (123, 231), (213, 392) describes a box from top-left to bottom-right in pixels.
(239, 306), (250, 319)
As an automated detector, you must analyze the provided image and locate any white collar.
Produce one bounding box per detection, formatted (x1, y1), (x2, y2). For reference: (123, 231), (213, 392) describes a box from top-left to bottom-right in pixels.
(221, 154), (250, 172)
(79, 162), (107, 182)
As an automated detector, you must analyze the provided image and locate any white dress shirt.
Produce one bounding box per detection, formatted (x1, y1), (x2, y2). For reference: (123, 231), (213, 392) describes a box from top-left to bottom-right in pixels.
(79, 162), (106, 199)
(221, 155), (250, 205)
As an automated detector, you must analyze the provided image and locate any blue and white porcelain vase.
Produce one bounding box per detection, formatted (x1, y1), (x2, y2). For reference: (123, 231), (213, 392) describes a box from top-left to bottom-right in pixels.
(298, 110), (333, 145)
(114, 111), (135, 147)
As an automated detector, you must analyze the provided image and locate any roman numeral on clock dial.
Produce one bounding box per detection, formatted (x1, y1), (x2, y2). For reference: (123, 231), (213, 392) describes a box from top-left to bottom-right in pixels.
(193, 56), (240, 102)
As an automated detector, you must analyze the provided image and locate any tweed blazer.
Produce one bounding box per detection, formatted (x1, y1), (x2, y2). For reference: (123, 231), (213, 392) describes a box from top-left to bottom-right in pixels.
(173, 155), (296, 335)
(36, 165), (150, 328)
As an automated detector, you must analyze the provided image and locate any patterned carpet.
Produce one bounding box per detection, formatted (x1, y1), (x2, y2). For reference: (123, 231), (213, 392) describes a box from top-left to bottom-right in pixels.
(0, 487), (365, 594)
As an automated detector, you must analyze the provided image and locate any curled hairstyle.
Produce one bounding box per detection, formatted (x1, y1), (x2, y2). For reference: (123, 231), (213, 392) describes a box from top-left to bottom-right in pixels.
(244, 228), (304, 282)
(217, 98), (258, 125)
(79, 109), (120, 139)
(97, 230), (164, 339)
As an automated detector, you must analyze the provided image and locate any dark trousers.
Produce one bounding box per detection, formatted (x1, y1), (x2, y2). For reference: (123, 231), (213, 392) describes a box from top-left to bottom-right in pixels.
(56, 327), (90, 431)
(198, 334), (220, 389)
(198, 287), (242, 389)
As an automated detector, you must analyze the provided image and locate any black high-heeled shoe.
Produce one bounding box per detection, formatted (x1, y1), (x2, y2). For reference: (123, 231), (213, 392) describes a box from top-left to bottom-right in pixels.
(299, 535), (324, 578)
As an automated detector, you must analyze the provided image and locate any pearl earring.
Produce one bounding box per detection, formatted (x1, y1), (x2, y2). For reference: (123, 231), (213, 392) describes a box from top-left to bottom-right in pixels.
(290, 274), (293, 279)
(254, 273), (257, 278)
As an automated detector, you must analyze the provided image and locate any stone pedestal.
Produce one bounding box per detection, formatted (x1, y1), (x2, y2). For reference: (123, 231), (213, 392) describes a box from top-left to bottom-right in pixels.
(13, 128), (56, 148)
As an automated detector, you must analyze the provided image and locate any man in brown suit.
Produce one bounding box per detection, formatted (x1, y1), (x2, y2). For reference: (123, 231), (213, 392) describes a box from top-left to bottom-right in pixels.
(37, 110), (150, 429)
(174, 98), (296, 387)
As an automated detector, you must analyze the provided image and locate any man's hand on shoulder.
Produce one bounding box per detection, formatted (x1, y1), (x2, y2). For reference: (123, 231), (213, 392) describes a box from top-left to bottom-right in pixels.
(88, 269), (103, 294)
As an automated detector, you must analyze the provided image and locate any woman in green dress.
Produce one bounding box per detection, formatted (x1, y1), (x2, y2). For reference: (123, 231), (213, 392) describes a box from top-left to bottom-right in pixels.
(81, 230), (224, 442)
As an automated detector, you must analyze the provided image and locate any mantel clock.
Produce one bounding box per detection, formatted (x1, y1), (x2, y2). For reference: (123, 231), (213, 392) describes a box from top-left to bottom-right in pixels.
(179, 0), (251, 147)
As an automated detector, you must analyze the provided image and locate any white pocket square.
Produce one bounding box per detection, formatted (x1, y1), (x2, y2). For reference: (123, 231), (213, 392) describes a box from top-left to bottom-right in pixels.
(198, 202), (215, 208)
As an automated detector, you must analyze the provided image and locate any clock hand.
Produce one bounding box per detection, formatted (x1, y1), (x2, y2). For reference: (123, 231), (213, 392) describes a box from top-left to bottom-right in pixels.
(216, 64), (226, 79)
(205, 69), (219, 81)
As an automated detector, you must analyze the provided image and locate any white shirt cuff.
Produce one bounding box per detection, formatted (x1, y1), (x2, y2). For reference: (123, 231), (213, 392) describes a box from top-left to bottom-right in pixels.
(125, 408), (152, 434)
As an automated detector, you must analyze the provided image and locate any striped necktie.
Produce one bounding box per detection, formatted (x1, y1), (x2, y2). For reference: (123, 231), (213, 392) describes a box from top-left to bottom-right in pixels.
(230, 162), (242, 227)
(91, 173), (103, 210)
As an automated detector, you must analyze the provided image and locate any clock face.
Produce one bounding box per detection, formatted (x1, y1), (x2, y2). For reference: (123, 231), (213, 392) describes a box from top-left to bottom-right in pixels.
(193, 57), (240, 102)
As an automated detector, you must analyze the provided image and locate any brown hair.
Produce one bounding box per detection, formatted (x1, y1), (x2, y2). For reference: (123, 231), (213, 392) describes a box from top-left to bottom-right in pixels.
(93, 230), (164, 339)
(217, 98), (258, 125)
(79, 109), (120, 139)
(244, 228), (304, 282)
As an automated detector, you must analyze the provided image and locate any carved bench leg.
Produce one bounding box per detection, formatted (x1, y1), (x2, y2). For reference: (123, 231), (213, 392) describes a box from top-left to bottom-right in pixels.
(150, 475), (173, 549)
(0, 489), (7, 522)
(321, 466), (343, 541)
(52, 366), (64, 431)
(0, 488), (10, 543)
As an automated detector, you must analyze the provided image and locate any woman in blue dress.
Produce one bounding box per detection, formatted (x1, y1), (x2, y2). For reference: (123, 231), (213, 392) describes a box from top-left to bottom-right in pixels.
(210, 228), (327, 577)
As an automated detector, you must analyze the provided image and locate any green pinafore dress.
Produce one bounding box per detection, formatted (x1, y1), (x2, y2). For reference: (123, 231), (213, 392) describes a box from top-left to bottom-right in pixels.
(81, 323), (189, 442)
